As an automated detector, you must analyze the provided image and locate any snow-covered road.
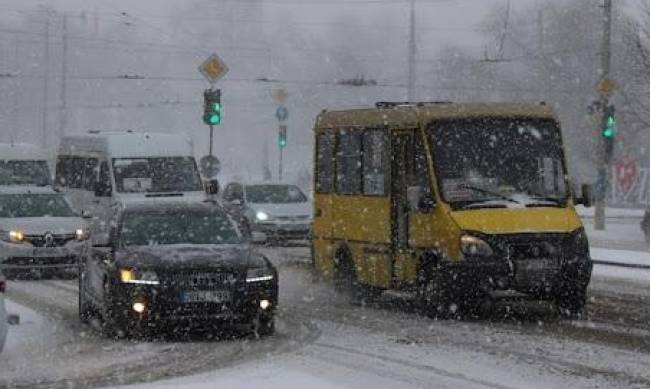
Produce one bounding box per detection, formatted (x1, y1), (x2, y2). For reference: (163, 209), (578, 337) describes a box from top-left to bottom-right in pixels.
(2, 244), (650, 388)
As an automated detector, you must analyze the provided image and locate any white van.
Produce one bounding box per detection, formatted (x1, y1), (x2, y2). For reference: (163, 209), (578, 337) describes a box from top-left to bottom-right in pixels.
(55, 131), (214, 243)
(0, 143), (52, 187)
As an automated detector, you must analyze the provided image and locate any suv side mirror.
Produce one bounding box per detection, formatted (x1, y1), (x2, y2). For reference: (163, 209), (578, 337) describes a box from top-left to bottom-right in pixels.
(205, 179), (219, 195)
(576, 184), (592, 208)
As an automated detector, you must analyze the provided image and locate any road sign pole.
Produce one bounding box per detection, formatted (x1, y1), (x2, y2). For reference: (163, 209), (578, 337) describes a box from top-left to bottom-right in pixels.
(278, 142), (283, 181)
(209, 124), (214, 157)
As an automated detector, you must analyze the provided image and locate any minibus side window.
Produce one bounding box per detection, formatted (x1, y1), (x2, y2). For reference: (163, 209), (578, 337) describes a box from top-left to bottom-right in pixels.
(336, 130), (362, 195)
(315, 132), (335, 193)
(362, 130), (388, 196)
(407, 137), (434, 210)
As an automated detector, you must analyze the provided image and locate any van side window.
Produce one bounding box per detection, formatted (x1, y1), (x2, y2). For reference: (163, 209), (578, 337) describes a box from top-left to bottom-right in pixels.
(97, 161), (112, 195)
(336, 130), (362, 195)
(315, 131), (334, 193)
(362, 130), (388, 196)
(83, 158), (98, 191)
(55, 156), (71, 187)
(69, 157), (85, 188)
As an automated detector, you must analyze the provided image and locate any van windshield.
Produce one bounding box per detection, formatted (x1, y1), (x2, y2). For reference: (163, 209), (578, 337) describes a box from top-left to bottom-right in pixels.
(0, 161), (51, 186)
(0, 194), (76, 218)
(428, 118), (568, 210)
(112, 157), (202, 193)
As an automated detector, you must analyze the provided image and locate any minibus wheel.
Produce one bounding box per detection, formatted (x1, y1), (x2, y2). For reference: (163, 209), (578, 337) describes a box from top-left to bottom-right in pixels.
(555, 287), (587, 319)
(417, 262), (453, 319)
(334, 249), (374, 303)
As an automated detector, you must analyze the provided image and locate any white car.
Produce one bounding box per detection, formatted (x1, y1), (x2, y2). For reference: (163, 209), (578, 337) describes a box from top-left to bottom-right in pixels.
(0, 268), (7, 353)
(222, 182), (312, 243)
(0, 186), (88, 278)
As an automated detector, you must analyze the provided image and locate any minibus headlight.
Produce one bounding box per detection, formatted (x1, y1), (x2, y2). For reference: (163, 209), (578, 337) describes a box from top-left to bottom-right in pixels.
(460, 235), (493, 257)
(119, 268), (160, 285)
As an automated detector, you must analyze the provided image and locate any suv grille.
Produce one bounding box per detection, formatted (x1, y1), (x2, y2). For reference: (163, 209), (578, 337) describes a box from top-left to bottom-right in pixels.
(165, 271), (236, 290)
(24, 234), (76, 248)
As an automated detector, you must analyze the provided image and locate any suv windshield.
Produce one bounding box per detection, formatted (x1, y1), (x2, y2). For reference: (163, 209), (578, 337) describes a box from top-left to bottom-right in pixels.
(119, 209), (243, 247)
(0, 194), (76, 218)
(429, 118), (568, 210)
(112, 157), (202, 193)
(245, 184), (307, 204)
(0, 161), (51, 186)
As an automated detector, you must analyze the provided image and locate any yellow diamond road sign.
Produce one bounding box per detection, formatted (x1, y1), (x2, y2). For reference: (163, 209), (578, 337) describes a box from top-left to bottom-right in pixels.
(199, 54), (229, 83)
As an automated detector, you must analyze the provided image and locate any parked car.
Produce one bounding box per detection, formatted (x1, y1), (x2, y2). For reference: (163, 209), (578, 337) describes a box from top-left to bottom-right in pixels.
(78, 202), (278, 337)
(0, 268), (7, 353)
(0, 142), (52, 187)
(221, 182), (312, 244)
(642, 207), (650, 245)
(0, 186), (88, 278)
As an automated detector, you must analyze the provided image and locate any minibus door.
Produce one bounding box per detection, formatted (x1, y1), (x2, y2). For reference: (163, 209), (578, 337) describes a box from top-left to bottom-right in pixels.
(391, 131), (413, 285)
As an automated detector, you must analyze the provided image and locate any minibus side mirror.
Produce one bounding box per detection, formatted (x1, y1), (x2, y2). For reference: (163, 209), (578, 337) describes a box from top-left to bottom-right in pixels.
(205, 179), (220, 195)
(407, 186), (436, 212)
(576, 184), (592, 208)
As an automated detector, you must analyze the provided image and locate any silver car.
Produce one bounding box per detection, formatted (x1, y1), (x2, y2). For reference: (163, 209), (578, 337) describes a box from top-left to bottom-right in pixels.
(222, 182), (312, 244)
(0, 186), (88, 278)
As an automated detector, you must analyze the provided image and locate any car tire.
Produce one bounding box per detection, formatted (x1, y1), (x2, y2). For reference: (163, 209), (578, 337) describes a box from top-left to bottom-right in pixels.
(254, 315), (275, 337)
(100, 280), (127, 338)
(78, 270), (93, 324)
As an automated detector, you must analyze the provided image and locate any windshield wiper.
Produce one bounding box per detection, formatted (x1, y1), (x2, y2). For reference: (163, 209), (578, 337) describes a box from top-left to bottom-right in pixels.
(457, 184), (521, 205)
(524, 191), (564, 206)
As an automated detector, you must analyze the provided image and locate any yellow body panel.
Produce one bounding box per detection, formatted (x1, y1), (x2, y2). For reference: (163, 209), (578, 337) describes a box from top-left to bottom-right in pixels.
(451, 207), (583, 235)
(331, 195), (391, 244)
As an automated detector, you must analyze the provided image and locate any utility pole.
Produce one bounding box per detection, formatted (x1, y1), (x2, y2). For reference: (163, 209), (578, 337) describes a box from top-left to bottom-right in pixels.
(407, 0), (416, 101)
(595, 0), (612, 231)
(41, 12), (50, 149)
(59, 13), (68, 142)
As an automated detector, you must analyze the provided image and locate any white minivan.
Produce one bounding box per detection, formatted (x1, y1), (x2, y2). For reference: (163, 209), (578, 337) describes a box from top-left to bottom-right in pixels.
(0, 143), (52, 187)
(56, 131), (215, 244)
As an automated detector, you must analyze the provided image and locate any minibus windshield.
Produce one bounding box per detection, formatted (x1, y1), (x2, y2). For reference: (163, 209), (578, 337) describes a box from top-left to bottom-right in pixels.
(429, 118), (568, 210)
(112, 157), (202, 193)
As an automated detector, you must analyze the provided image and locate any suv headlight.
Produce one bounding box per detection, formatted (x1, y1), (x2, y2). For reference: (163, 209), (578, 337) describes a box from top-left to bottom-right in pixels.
(246, 267), (275, 283)
(255, 211), (270, 221)
(75, 228), (88, 241)
(119, 268), (160, 285)
(0, 230), (25, 243)
(460, 234), (493, 257)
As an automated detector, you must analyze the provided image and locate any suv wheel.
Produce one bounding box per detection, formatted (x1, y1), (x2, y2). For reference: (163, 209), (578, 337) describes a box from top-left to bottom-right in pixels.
(78, 270), (93, 324)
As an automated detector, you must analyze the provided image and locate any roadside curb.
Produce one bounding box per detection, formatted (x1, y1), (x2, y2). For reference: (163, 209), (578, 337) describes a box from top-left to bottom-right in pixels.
(593, 259), (650, 270)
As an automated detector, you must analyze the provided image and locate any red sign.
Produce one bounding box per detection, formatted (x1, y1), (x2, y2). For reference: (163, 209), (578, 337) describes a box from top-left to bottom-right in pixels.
(614, 158), (639, 195)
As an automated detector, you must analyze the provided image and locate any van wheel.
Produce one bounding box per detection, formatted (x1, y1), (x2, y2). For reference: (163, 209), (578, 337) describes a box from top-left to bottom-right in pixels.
(417, 262), (455, 319)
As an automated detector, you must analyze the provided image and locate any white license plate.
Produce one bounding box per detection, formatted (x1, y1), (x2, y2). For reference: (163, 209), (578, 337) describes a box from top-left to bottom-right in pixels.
(180, 290), (231, 304)
(516, 259), (554, 273)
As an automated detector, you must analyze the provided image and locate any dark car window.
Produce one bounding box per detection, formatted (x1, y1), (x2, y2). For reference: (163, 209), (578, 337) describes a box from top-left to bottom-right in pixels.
(245, 184), (307, 204)
(119, 209), (243, 247)
(0, 160), (51, 186)
(0, 194), (76, 218)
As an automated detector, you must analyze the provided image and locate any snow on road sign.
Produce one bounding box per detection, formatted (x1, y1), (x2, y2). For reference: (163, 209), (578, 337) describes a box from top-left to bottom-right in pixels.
(198, 54), (229, 83)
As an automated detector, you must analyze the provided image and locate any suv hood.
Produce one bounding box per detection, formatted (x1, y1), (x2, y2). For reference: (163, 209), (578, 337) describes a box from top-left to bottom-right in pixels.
(0, 217), (84, 235)
(115, 244), (266, 270)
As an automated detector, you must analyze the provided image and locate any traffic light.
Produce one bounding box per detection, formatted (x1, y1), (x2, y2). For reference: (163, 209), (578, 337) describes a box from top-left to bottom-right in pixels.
(203, 89), (221, 125)
(278, 125), (287, 148)
(601, 104), (615, 161)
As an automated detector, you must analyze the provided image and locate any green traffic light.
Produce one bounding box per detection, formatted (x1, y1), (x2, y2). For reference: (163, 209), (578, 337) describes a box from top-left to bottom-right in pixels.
(209, 114), (221, 125)
(602, 115), (615, 139)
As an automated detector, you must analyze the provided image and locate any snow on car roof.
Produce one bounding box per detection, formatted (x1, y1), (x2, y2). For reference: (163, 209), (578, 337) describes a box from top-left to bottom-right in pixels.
(58, 131), (194, 158)
(0, 185), (59, 195)
(0, 143), (49, 161)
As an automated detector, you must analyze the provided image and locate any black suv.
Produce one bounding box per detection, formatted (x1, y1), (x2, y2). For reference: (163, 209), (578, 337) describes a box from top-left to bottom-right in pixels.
(78, 202), (277, 337)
